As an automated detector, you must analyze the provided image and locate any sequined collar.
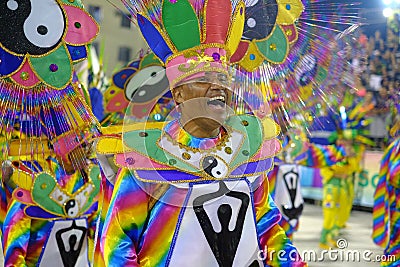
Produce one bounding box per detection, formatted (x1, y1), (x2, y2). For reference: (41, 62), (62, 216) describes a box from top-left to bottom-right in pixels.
(164, 120), (229, 151)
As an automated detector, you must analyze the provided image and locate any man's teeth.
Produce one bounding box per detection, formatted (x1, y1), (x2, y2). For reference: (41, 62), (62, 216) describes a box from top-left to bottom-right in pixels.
(208, 96), (225, 103)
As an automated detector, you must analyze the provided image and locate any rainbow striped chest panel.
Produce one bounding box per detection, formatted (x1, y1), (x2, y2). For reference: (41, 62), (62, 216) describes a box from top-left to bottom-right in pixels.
(166, 179), (263, 267)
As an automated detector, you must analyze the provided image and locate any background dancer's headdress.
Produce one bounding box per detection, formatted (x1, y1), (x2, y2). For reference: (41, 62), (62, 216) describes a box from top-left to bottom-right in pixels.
(0, 0), (100, 167)
(328, 103), (374, 146)
(103, 52), (174, 125)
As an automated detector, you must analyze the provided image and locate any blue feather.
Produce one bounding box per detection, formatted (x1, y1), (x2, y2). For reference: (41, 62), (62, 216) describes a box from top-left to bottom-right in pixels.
(89, 87), (105, 121)
(137, 14), (172, 63)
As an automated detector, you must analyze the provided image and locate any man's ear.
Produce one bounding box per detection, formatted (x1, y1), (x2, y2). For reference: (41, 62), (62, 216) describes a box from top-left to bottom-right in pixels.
(172, 85), (185, 104)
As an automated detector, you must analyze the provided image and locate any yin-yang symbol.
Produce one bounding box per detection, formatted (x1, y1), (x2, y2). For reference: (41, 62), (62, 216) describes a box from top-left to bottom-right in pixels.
(124, 66), (169, 103)
(242, 0), (278, 40)
(201, 155), (228, 179)
(0, 0), (66, 55)
(295, 54), (318, 87)
(64, 199), (79, 218)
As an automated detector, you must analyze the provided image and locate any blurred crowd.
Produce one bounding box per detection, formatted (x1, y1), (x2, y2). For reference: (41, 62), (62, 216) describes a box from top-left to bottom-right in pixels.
(341, 20), (400, 150)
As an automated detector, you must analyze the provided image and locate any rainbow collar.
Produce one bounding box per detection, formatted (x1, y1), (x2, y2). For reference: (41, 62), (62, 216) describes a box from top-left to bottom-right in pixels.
(164, 120), (229, 150)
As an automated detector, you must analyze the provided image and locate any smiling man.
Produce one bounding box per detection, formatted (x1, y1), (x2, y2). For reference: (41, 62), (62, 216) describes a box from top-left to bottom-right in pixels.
(173, 72), (233, 138)
(98, 0), (306, 266)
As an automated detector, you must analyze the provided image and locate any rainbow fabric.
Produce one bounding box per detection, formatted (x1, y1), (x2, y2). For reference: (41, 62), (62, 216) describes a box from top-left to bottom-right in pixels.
(101, 169), (306, 266)
(93, 173), (114, 267)
(303, 143), (346, 168)
(372, 138), (400, 266)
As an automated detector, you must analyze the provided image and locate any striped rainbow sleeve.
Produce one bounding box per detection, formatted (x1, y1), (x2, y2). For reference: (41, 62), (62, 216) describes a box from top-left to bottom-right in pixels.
(0, 181), (8, 239)
(101, 168), (149, 267)
(372, 168), (390, 247)
(3, 200), (30, 266)
(267, 165), (278, 198)
(303, 143), (345, 168)
(387, 139), (399, 187)
(372, 138), (400, 248)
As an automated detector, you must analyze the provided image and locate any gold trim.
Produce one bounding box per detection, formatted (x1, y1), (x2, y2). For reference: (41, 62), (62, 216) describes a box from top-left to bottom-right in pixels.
(201, 0), (210, 43)
(131, 162), (275, 184)
(165, 43), (230, 65)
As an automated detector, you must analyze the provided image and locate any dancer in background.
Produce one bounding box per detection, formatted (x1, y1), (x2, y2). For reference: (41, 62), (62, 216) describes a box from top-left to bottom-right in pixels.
(269, 104), (346, 241)
(372, 105), (399, 267)
(2, 110), (101, 266)
(320, 103), (374, 249)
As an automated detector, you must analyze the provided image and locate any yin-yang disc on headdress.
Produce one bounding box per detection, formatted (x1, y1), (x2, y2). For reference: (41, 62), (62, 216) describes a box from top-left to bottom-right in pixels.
(103, 53), (174, 125)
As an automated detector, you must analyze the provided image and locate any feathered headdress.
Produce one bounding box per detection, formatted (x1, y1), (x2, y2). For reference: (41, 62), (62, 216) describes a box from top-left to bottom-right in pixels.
(122, 0), (250, 88)
(328, 103), (374, 146)
(121, 0), (362, 122)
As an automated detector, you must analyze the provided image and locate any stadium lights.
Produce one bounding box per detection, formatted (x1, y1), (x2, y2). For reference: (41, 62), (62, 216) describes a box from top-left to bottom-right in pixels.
(383, 7), (394, 17)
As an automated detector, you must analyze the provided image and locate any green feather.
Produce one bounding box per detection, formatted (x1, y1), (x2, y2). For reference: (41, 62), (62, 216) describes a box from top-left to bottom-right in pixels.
(140, 53), (163, 69)
(227, 115), (263, 167)
(255, 25), (289, 64)
(162, 0), (200, 51)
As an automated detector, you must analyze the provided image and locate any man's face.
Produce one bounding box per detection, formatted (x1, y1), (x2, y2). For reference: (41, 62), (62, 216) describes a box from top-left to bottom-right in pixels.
(173, 72), (233, 133)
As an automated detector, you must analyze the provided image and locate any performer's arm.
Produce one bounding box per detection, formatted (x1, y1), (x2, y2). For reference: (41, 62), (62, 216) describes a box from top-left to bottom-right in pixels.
(253, 175), (307, 267)
(300, 143), (346, 168)
(101, 168), (149, 267)
(3, 200), (31, 267)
